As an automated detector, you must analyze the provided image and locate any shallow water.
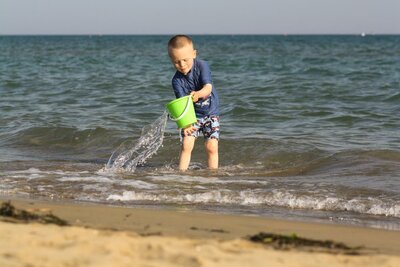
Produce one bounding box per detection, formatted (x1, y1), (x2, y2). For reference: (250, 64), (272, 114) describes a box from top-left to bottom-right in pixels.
(1, 35), (399, 230)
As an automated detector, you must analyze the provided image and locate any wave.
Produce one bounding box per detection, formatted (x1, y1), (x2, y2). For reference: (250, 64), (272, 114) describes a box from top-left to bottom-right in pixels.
(2, 164), (400, 226)
(106, 189), (400, 218)
(7, 126), (115, 147)
(2, 124), (400, 177)
(384, 92), (400, 102)
(1, 126), (127, 161)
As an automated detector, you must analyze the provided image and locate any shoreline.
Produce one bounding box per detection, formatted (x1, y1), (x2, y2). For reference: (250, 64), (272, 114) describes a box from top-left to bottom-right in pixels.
(1, 196), (400, 266)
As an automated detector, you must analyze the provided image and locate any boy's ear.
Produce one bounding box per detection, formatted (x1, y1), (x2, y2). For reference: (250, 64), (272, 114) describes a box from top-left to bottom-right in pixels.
(193, 49), (197, 58)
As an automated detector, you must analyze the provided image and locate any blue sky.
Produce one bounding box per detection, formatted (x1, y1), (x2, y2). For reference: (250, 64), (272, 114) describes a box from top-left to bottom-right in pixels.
(1, 0), (399, 34)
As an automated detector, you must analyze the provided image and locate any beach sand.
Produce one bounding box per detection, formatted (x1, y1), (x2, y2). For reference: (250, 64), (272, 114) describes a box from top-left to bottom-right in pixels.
(0, 197), (399, 267)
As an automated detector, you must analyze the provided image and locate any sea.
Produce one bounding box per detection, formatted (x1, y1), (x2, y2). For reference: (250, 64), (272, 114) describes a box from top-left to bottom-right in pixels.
(1, 35), (399, 230)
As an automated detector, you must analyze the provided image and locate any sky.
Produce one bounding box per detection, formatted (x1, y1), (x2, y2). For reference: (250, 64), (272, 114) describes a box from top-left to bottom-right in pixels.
(1, 0), (399, 35)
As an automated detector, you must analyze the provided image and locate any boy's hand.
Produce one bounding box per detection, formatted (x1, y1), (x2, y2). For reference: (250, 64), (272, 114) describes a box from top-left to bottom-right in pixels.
(183, 125), (196, 136)
(190, 91), (200, 102)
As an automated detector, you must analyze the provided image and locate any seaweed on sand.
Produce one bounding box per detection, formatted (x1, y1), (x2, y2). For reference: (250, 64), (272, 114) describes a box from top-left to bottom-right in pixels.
(0, 201), (69, 226)
(248, 232), (361, 255)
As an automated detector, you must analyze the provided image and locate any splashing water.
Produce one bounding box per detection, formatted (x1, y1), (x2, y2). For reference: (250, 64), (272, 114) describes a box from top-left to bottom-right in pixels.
(104, 111), (168, 172)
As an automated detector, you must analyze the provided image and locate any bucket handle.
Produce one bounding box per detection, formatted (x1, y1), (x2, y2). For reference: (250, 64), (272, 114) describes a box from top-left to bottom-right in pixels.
(169, 95), (193, 122)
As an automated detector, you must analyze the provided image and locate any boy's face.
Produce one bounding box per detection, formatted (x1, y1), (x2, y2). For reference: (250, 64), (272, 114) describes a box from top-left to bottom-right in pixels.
(169, 43), (197, 75)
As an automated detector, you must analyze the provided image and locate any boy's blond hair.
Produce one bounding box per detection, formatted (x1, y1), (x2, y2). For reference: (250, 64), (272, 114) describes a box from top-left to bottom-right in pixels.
(168, 35), (194, 51)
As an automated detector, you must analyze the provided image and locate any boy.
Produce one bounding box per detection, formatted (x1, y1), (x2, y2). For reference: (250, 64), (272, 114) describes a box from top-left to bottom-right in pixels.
(168, 35), (220, 171)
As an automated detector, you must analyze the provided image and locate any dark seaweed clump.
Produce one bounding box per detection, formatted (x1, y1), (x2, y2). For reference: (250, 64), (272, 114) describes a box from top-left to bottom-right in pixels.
(0, 201), (69, 226)
(249, 232), (361, 255)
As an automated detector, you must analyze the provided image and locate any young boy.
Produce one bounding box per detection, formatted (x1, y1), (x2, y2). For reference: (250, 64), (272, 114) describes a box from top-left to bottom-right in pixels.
(168, 35), (220, 171)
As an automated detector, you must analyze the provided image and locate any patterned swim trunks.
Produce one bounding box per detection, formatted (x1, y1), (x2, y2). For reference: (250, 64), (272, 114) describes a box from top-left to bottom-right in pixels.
(180, 116), (220, 140)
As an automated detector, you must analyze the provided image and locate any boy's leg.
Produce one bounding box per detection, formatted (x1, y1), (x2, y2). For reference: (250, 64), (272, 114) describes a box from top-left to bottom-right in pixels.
(179, 136), (196, 171)
(203, 116), (220, 169)
(205, 139), (218, 169)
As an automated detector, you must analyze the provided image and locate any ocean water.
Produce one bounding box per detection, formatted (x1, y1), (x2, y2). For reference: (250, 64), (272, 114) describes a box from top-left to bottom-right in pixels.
(1, 35), (399, 230)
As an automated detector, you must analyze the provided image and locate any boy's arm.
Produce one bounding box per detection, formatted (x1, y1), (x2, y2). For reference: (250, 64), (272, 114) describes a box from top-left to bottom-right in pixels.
(172, 79), (186, 98)
(191, 83), (212, 102)
(191, 60), (213, 102)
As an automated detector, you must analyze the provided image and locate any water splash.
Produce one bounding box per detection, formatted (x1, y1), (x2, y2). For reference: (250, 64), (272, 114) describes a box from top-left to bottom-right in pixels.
(104, 111), (168, 172)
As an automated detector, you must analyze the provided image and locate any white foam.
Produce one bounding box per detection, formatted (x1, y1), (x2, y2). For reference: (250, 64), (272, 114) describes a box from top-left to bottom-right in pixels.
(5, 168), (91, 178)
(183, 190), (233, 203)
(263, 190), (400, 217)
(105, 189), (400, 217)
(119, 179), (158, 189)
(4, 168), (43, 179)
(107, 191), (160, 201)
(22, 168), (41, 173)
(57, 176), (113, 183)
(146, 174), (219, 183)
(82, 184), (110, 192)
(145, 174), (269, 186)
(37, 185), (54, 192)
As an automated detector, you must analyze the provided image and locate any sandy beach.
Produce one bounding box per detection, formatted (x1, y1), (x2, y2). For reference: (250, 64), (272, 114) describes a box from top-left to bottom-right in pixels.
(0, 197), (399, 267)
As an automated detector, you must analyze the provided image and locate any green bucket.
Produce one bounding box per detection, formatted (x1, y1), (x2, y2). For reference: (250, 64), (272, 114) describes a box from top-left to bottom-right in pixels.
(166, 95), (197, 128)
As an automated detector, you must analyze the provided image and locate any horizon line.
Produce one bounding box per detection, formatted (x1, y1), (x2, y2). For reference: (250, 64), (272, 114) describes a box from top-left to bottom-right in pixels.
(1, 33), (400, 36)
